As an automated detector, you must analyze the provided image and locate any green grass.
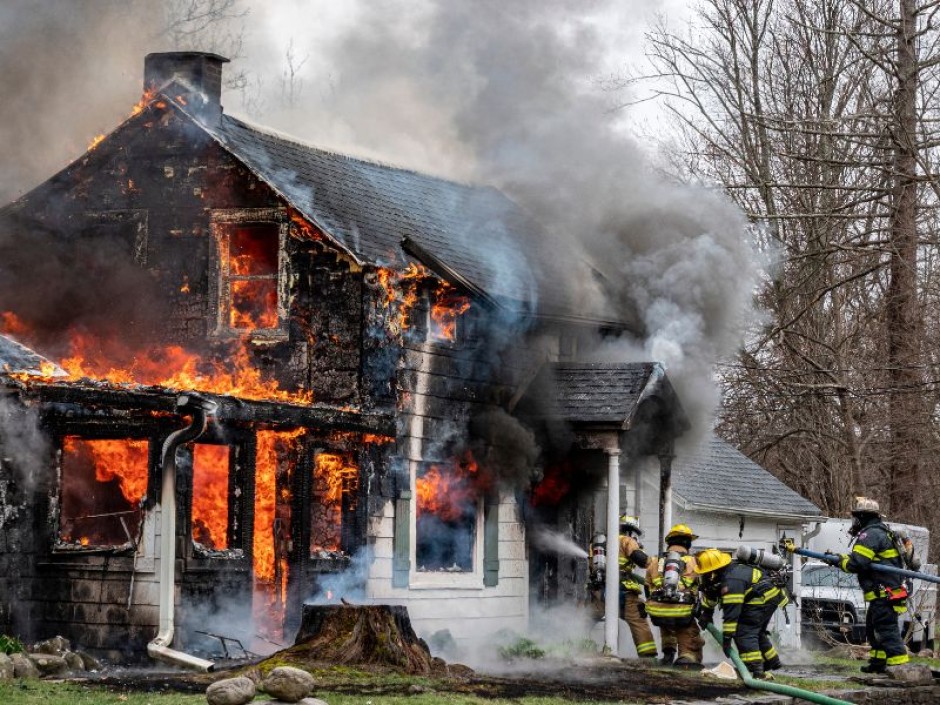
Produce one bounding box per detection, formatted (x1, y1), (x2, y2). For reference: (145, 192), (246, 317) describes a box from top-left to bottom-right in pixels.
(0, 680), (636, 705)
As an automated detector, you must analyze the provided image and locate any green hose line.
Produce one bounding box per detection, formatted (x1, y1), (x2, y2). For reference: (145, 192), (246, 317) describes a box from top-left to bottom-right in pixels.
(704, 624), (855, 705)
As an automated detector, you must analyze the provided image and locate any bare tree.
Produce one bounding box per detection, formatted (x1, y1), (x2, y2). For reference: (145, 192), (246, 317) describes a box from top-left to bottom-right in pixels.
(638, 0), (940, 541)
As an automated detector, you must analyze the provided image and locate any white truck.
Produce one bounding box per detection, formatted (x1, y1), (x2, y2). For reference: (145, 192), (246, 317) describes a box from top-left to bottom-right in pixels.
(799, 519), (935, 650)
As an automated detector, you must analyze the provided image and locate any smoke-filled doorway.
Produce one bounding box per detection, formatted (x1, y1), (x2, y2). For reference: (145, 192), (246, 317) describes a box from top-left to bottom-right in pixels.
(415, 459), (481, 572)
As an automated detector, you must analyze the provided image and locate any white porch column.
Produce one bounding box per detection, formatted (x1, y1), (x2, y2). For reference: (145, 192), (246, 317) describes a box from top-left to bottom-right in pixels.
(604, 448), (621, 654)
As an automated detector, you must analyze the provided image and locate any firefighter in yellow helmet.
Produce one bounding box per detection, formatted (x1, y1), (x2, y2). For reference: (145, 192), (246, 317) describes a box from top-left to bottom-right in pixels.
(616, 516), (657, 659)
(622, 523), (704, 667)
(695, 548), (786, 679)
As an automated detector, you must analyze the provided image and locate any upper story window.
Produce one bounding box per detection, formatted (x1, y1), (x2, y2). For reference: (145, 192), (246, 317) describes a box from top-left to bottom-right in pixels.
(213, 218), (287, 338)
(57, 436), (149, 550)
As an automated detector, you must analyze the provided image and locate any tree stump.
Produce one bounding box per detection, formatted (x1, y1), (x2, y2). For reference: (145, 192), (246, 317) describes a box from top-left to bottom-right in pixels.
(283, 604), (434, 674)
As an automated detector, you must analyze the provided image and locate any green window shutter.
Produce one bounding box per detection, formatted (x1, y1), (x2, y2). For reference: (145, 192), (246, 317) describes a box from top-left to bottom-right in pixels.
(483, 495), (499, 587)
(392, 489), (411, 588)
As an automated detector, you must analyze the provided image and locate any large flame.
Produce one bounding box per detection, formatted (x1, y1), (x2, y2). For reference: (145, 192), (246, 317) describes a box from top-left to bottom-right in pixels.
(1, 312), (311, 404)
(192, 443), (230, 550)
(431, 281), (471, 342)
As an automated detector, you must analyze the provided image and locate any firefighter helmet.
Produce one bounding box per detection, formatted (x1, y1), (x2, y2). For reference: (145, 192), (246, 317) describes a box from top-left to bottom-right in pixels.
(851, 496), (880, 515)
(694, 548), (732, 575)
(665, 523), (699, 542)
(619, 514), (643, 537)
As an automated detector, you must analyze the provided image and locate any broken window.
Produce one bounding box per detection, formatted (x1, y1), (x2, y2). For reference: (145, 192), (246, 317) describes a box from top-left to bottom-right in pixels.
(310, 451), (358, 555)
(58, 437), (149, 549)
(429, 283), (470, 343)
(217, 223), (282, 334)
(415, 460), (480, 572)
(191, 443), (231, 551)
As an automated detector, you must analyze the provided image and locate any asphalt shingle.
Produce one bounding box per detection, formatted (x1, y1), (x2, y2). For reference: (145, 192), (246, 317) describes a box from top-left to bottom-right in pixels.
(673, 436), (822, 518)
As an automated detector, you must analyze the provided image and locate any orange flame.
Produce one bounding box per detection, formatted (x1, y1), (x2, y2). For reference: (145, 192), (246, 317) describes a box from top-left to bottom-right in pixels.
(254, 429), (304, 582)
(88, 134), (105, 151)
(310, 452), (358, 553)
(431, 281), (471, 341)
(192, 444), (230, 550)
(63, 437), (149, 504)
(132, 87), (158, 117)
(415, 454), (486, 523)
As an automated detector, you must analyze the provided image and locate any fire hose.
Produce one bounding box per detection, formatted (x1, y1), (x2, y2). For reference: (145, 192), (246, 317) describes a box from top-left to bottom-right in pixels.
(779, 538), (940, 585)
(704, 624), (855, 705)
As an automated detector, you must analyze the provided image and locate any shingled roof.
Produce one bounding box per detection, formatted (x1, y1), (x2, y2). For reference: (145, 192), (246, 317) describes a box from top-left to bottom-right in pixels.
(673, 436), (822, 519)
(209, 114), (557, 310)
(519, 361), (688, 433)
(0, 334), (65, 378)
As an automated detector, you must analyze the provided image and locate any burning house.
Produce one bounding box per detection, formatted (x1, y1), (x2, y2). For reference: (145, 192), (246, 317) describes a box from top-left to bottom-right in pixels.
(0, 52), (691, 663)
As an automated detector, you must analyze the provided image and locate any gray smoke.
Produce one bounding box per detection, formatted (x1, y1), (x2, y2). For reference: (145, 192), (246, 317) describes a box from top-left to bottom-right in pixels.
(0, 394), (50, 494)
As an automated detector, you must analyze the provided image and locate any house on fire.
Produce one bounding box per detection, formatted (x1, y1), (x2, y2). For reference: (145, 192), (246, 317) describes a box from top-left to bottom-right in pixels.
(0, 52), (809, 663)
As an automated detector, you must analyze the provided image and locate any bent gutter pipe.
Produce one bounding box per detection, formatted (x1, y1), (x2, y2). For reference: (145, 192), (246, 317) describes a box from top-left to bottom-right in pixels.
(704, 624), (854, 705)
(148, 392), (217, 672)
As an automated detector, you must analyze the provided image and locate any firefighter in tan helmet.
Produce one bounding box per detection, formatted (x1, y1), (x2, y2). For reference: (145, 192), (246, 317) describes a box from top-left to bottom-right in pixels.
(621, 523), (705, 666)
(833, 497), (912, 673)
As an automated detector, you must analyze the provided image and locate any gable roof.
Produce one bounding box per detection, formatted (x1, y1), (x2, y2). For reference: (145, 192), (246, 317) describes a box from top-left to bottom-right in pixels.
(208, 114), (562, 312)
(520, 361), (688, 432)
(672, 436), (823, 519)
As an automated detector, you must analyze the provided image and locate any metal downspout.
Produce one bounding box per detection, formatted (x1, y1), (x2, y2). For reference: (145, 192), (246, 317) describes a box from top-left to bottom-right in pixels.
(147, 392), (217, 672)
(704, 624), (854, 705)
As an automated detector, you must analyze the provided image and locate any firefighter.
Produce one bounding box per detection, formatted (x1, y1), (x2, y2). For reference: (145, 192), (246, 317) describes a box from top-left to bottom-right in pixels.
(834, 497), (911, 673)
(617, 516), (657, 659)
(622, 523), (704, 667)
(695, 548), (786, 679)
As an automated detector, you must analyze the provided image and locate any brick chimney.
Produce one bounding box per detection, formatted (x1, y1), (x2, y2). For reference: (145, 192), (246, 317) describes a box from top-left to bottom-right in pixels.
(143, 52), (229, 125)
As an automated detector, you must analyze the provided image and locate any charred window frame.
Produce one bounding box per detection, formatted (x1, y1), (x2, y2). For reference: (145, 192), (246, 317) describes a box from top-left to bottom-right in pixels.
(54, 433), (156, 553)
(179, 436), (252, 561)
(82, 210), (149, 266)
(210, 209), (289, 340)
(303, 449), (361, 559)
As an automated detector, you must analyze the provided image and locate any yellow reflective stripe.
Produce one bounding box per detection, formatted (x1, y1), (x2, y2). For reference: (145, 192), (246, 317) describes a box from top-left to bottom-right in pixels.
(763, 647), (778, 659)
(740, 651), (762, 662)
(886, 654), (910, 666)
(878, 548), (899, 558)
(840, 555), (850, 571)
(701, 596), (716, 608)
(722, 594), (745, 604)
(722, 622), (737, 634)
(893, 605), (908, 614)
(870, 649), (886, 659)
(853, 544), (875, 559)
(864, 591), (877, 601)
(746, 587), (781, 605)
(646, 602), (693, 617)
(752, 568), (761, 584)
(636, 641), (657, 655)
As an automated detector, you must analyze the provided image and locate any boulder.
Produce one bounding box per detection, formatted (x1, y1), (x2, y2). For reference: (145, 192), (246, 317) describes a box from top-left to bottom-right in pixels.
(10, 653), (40, 678)
(262, 666), (315, 703)
(205, 676), (257, 705)
(0, 653), (13, 680)
(886, 663), (933, 684)
(62, 651), (84, 671)
(75, 650), (102, 672)
(30, 653), (68, 676)
(32, 636), (70, 655)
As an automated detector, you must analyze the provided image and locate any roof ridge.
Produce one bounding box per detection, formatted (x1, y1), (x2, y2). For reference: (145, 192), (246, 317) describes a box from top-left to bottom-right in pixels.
(219, 114), (484, 191)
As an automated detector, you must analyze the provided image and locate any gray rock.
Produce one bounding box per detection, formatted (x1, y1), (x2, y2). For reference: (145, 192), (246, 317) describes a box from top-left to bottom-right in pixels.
(262, 666), (315, 703)
(32, 636), (70, 655)
(75, 650), (102, 672)
(0, 653), (13, 680)
(886, 663), (933, 683)
(11, 653), (40, 678)
(62, 651), (84, 671)
(205, 676), (257, 705)
(30, 653), (68, 676)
